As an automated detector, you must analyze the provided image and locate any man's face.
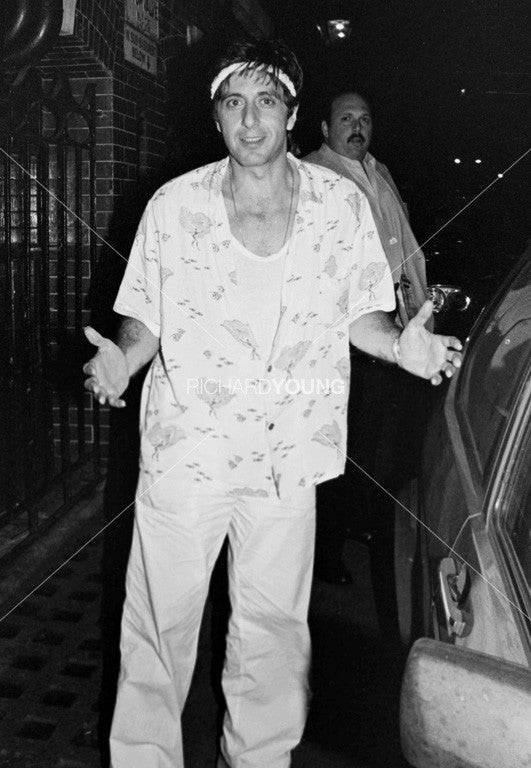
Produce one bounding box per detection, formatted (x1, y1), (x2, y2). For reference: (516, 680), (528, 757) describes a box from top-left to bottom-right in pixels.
(322, 93), (373, 162)
(215, 68), (296, 167)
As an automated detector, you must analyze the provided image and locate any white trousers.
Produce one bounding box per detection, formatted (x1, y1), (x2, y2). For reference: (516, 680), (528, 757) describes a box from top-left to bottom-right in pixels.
(110, 486), (316, 768)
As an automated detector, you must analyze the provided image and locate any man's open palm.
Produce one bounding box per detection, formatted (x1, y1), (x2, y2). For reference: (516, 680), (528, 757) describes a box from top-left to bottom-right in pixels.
(83, 326), (129, 407)
(400, 301), (463, 385)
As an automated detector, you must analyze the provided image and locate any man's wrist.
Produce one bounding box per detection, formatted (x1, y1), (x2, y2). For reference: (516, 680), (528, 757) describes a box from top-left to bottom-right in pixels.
(123, 350), (134, 380)
(391, 333), (403, 367)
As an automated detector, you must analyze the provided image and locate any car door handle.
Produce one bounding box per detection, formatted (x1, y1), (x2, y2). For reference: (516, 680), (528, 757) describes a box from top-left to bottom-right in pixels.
(438, 557), (469, 637)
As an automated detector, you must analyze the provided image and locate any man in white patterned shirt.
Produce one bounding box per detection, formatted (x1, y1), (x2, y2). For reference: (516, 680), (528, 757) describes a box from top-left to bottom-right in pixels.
(83, 39), (461, 768)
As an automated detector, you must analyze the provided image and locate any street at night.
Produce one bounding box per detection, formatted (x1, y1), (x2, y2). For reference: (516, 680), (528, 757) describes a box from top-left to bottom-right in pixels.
(1, 1), (529, 767)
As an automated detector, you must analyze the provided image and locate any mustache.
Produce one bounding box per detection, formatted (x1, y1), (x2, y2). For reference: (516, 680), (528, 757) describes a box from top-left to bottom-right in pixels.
(348, 132), (365, 143)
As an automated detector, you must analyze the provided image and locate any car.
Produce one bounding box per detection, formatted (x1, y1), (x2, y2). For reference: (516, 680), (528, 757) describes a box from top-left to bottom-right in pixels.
(394, 246), (531, 768)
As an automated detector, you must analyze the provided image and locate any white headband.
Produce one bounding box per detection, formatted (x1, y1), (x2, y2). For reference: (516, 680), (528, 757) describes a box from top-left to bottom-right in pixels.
(210, 62), (297, 100)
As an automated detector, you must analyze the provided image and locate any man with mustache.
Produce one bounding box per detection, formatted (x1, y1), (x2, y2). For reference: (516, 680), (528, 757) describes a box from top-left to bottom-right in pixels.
(305, 89), (429, 323)
(305, 90), (433, 591)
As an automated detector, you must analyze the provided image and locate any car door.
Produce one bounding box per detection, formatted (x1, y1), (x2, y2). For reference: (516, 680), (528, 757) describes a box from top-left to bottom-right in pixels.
(399, 251), (531, 768)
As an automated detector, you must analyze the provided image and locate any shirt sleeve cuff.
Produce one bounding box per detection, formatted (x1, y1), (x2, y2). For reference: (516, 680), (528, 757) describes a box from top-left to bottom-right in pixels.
(113, 302), (161, 339)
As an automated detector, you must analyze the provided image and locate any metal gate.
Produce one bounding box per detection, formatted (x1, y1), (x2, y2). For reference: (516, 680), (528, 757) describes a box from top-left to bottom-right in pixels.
(0, 68), (100, 562)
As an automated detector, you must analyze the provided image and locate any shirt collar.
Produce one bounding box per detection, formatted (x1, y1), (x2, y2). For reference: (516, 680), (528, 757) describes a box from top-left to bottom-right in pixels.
(320, 143), (375, 174)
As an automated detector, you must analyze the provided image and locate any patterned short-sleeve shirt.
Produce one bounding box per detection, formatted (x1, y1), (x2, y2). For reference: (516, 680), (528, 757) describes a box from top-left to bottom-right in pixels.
(114, 154), (395, 504)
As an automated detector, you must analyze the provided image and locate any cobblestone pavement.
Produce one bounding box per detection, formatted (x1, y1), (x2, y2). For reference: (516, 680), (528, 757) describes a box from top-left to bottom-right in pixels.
(0, 511), (409, 768)
(0, 538), (103, 768)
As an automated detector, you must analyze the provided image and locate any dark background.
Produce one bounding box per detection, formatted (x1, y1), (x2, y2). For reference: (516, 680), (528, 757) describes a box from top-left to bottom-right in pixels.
(266, 0), (530, 255)
(167, 0), (530, 288)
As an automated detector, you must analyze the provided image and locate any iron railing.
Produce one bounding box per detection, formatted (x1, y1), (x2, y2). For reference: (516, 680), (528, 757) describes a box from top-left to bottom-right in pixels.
(0, 68), (101, 563)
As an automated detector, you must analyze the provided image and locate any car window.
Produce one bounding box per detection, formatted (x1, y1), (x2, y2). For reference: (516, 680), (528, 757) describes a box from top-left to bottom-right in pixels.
(454, 256), (531, 486)
(492, 402), (531, 622)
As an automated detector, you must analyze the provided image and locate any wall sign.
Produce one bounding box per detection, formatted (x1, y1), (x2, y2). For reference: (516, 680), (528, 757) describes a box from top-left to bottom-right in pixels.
(124, 0), (158, 74)
(125, 0), (159, 41)
(60, 0), (77, 35)
(124, 23), (157, 74)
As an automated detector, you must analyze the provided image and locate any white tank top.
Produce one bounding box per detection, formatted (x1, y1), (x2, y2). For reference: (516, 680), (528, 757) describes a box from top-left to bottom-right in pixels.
(233, 240), (288, 362)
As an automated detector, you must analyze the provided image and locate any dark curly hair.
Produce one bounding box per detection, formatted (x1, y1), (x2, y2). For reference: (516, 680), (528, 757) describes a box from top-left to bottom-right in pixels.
(210, 38), (303, 119)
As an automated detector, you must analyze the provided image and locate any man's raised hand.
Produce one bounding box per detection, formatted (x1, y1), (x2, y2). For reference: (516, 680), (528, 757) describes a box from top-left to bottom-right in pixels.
(399, 300), (463, 385)
(83, 326), (129, 407)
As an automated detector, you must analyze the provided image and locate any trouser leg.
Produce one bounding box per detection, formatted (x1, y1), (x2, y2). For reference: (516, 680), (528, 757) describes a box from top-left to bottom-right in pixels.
(110, 496), (230, 768)
(220, 490), (316, 768)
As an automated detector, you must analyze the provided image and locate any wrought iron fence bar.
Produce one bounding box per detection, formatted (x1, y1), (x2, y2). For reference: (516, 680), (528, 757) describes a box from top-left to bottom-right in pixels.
(37, 140), (55, 488)
(2, 136), (18, 521)
(56, 138), (71, 497)
(23, 137), (39, 530)
(74, 142), (86, 456)
(88, 98), (100, 475)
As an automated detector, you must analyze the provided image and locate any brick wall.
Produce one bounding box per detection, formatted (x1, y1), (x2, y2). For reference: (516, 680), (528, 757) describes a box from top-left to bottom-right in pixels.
(37, 0), (185, 460)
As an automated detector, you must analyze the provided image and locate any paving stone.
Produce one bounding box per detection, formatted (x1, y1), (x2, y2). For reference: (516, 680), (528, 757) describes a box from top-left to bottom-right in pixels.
(84, 573), (101, 584)
(67, 591), (98, 603)
(77, 638), (101, 655)
(0, 680), (25, 699)
(41, 689), (78, 708)
(34, 584), (58, 598)
(52, 567), (75, 579)
(60, 662), (96, 679)
(15, 717), (57, 740)
(32, 630), (65, 646)
(70, 552), (88, 563)
(51, 610), (82, 623)
(0, 622), (23, 639)
(11, 655), (47, 672)
(70, 722), (99, 748)
(11, 603), (41, 619)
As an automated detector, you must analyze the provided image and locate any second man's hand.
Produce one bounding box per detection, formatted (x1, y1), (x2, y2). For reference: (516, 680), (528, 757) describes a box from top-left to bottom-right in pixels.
(83, 326), (129, 407)
(399, 300), (463, 385)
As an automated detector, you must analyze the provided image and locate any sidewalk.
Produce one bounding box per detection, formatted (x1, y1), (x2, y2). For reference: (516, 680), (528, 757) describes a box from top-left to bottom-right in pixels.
(0, 496), (409, 768)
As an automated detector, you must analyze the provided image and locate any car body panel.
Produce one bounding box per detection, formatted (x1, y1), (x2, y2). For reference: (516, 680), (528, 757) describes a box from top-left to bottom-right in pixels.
(457, 519), (528, 666)
(401, 638), (531, 768)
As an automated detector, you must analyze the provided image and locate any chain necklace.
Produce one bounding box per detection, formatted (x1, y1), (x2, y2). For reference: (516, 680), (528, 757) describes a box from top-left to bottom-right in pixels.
(229, 161), (295, 255)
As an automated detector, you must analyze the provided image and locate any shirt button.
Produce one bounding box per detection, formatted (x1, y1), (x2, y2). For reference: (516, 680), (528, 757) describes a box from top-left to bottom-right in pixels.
(268, 423), (275, 431)
(267, 365), (272, 373)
